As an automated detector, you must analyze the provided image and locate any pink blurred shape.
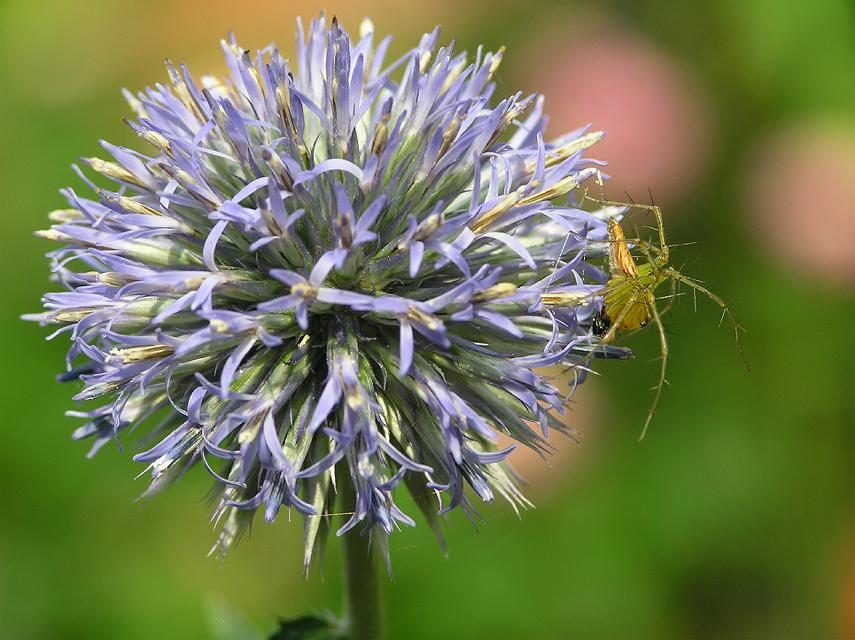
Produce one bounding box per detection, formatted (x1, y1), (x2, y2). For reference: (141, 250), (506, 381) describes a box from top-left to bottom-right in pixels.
(518, 20), (713, 208)
(744, 121), (855, 288)
(496, 376), (608, 498)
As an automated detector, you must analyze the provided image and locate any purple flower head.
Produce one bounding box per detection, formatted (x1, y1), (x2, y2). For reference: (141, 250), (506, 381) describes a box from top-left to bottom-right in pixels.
(25, 15), (631, 569)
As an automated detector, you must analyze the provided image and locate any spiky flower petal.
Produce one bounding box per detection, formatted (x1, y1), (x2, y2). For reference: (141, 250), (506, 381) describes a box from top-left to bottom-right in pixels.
(26, 16), (629, 567)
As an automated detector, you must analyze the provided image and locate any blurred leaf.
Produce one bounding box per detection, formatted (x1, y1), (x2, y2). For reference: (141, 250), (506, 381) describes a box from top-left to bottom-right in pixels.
(269, 615), (344, 640)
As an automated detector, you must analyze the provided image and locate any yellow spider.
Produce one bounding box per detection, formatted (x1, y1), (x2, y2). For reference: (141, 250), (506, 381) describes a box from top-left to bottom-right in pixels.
(590, 199), (749, 439)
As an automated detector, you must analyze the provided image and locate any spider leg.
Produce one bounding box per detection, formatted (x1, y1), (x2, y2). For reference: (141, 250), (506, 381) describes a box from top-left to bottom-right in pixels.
(662, 267), (750, 371)
(587, 198), (669, 263)
(597, 288), (641, 345)
(647, 196), (668, 263)
(638, 239), (674, 317)
(634, 238), (660, 266)
(658, 275), (678, 317)
(640, 291), (668, 441)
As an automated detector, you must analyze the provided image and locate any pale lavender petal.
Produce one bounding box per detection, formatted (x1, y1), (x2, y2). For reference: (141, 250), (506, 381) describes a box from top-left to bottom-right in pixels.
(399, 320), (414, 377)
(409, 240), (425, 278)
(203, 220), (229, 271)
(308, 377), (342, 434)
(219, 337), (256, 397)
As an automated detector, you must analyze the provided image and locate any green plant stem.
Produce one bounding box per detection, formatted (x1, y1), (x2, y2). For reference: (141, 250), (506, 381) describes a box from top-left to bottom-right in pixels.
(340, 479), (387, 640)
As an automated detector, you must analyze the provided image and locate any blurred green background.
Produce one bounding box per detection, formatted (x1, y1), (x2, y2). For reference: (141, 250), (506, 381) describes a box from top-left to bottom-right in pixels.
(2, 1), (854, 638)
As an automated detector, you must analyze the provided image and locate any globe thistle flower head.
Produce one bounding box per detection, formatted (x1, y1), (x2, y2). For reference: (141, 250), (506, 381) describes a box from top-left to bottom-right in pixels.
(26, 15), (627, 568)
